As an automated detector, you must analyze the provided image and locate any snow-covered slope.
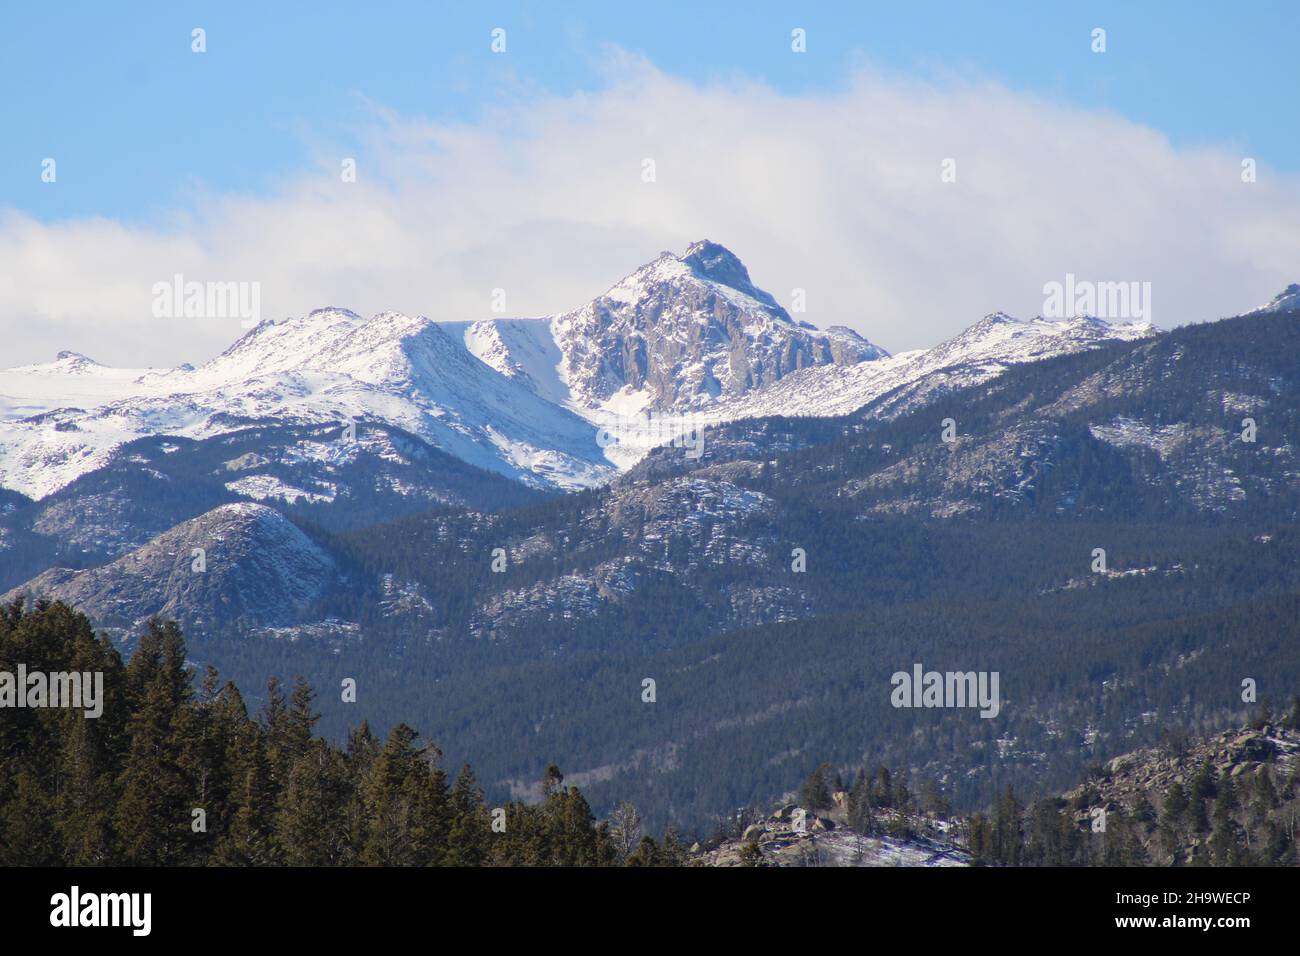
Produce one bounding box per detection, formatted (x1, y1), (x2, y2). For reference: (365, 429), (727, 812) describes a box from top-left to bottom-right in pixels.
(446, 317), (572, 409)
(0, 242), (1187, 502)
(707, 312), (1157, 423)
(0, 309), (613, 500)
(0, 351), (150, 420)
(0, 240), (888, 499)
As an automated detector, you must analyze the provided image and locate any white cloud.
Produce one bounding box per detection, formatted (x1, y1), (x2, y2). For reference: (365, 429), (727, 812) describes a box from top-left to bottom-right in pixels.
(3, 55), (1298, 368)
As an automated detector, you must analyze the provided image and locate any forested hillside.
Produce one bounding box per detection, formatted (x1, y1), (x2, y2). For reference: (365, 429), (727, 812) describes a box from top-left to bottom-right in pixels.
(6, 599), (1297, 867)
(0, 601), (684, 866)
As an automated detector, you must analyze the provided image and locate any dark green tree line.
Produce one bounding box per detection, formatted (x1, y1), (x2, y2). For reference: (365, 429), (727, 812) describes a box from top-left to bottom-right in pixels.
(0, 600), (675, 867)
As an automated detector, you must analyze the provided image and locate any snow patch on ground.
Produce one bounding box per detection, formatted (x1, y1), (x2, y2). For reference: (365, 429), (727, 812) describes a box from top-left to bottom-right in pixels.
(225, 474), (335, 504)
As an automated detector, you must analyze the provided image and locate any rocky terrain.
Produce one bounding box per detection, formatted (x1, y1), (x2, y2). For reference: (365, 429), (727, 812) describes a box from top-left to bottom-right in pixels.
(1066, 722), (1300, 865)
(5, 503), (342, 639)
(701, 800), (970, 867)
(1087, 725), (1300, 803)
(702, 720), (1300, 867)
(544, 240), (886, 414)
(0, 240), (1175, 601)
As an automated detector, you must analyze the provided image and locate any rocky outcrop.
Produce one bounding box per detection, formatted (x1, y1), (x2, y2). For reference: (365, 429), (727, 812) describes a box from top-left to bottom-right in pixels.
(701, 803), (969, 867)
(1072, 725), (1300, 807)
(550, 241), (886, 414)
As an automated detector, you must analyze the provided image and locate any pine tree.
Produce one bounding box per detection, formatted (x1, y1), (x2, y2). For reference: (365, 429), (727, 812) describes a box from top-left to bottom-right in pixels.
(259, 676), (289, 787)
(53, 706), (114, 865)
(800, 763), (832, 812)
(215, 723), (280, 865)
(992, 786), (1022, 866)
(446, 764), (491, 866)
(1160, 783), (1189, 864)
(967, 812), (991, 864)
(342, 721), (380, 860)
(51, 625), (121, 866)
(202, 680), (251, 841)
(542, 780), (600, 866)
(361, 724), (450, 865)
(114, 619), (196, 865)
(1132, 792), (1157, 829)
(626, 835), (663, 866)
(0, 769), (60, 865)
(873, 766), (893, 808)
(276, 678), (319, 770)
(1210, 813), (1243, 866)
(847, 768), (876, 834)
(277, 740), (350, 865)
(1101, 813), (1148, 867)
(1189, 761), (1215, 832)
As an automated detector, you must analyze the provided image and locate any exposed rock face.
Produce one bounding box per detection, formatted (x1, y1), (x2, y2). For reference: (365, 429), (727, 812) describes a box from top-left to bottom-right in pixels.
(549, 241), (887, 414)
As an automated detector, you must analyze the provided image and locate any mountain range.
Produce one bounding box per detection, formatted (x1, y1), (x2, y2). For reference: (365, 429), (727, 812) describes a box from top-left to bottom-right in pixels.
(3, 240), (1296, 831)
(0, 240), (1154, 561)
(0, 239), (1152, 502)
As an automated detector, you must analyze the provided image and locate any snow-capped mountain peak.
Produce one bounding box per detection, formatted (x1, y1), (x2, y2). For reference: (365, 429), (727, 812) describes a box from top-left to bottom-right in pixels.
(542, 240), (888, 415)
(1248, 283), (1300, 315)
(679, 238), (785, 311)
(53, 350), (103, 370)
(9, 350), (108, 376)
(596, 239), (797, 326)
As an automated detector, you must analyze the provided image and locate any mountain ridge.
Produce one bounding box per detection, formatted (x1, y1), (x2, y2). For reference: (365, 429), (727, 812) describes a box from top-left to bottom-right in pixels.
(1, 242), (1287, 506)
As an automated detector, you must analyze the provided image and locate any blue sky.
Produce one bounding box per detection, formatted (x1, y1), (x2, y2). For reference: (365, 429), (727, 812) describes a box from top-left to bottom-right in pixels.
(4, 0), (1298, 223)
